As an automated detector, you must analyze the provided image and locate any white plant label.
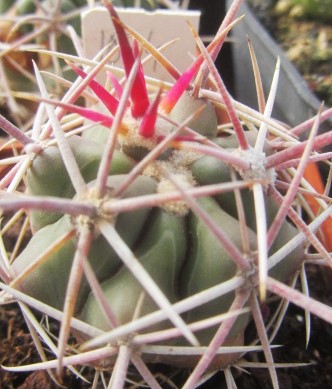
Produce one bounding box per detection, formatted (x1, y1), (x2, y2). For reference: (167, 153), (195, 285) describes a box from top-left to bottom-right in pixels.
(82, 7), (201, 83)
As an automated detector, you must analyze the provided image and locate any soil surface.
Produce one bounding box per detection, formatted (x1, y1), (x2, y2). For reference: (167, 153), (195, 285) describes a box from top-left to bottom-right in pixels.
(1, 264), (332, 388)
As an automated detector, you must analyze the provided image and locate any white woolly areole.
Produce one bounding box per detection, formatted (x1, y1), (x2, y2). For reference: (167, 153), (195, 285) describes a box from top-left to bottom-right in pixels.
(119, 110), (155, 150)
(235, 147), (276, 184)
(170, 149), (203, 168)
(157, 173), (194, 216)
(154, 115), (175, 138)
(119, 109), (174, 150)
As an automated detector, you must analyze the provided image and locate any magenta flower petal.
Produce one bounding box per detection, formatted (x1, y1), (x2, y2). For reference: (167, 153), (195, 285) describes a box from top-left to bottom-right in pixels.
(139, 88), (162, 138)
(104, 1), (149, 118)
(68, 62), (119, 116)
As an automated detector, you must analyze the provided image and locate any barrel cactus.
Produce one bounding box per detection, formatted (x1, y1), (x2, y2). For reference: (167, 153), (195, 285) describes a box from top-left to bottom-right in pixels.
(1, 0), (332, 387)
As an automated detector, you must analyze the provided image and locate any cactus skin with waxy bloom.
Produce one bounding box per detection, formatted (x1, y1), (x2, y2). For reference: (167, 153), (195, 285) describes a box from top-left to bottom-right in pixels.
(1, 0), (332, 387)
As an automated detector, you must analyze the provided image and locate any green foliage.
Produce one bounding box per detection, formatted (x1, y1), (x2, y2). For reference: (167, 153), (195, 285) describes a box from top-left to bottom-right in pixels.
(291, 0), (332, 22)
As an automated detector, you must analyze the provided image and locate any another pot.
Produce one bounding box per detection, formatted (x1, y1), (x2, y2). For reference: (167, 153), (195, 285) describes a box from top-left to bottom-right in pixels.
(226, 0), (331, 133)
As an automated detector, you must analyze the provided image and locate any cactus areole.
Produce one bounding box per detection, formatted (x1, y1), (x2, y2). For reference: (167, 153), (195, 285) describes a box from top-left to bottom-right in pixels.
(8, 0), (310, 374)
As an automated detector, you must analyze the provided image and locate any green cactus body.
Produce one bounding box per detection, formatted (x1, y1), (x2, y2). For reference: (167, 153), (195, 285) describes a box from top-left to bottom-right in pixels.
(1, 1), (324, 384)
(191, 154), (305, 284)
(82, 124), (110, 145)
(168, 92), (218, 138)
(11, 215), (76, 310)
(191, 154), (260, 230)
(27, 136), (135, 230)
(268, 222), (305, 283)
(212, 132), (274, 153)
(180, 196), (256, 346)
(96, 175), (157, 244)
(16, 108), (306, 370)
(12, 175), (157, 311)
(79, 208), (187, 331)
(191, 155), (241, 215)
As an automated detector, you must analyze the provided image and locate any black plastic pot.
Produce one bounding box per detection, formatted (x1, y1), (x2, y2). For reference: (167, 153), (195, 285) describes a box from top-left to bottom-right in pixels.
(226, 0), (331, 133)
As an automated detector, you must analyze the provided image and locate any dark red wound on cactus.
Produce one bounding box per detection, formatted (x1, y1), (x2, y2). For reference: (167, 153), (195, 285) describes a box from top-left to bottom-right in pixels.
(104, 1), (149, 118)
